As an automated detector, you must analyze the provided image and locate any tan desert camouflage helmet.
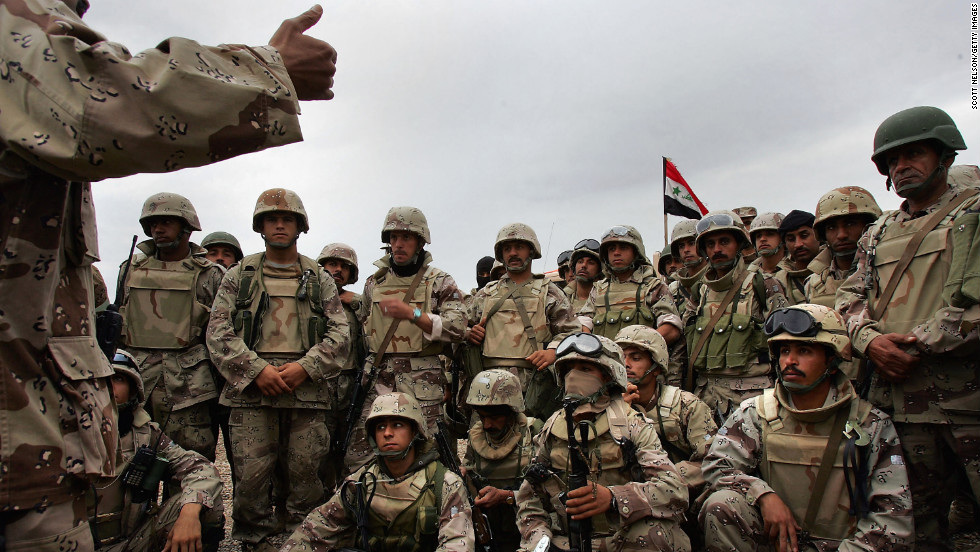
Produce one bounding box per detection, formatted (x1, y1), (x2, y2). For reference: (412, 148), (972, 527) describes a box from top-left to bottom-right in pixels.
(669, 219), (699, 258)
(201, 231), (243, 260)
(111, 350), (145, 403)
(139, 192), (202, 236)
(381, 206), (431, 244)
(317, 242), (359, 285)
(813, 187), (882, 241)
(695, 209), (751, 256)
(493, 223), (542, 261)
(599, 225), (649, 265)
(252, 188), (310, 233)
(614, 324), (669, 371)
(466, 369), (525, 414)
(555, 333), (629, 392)
(748, 212), (785, 241)
(366, 392), (427, 437)
(765, 303), (852, 361)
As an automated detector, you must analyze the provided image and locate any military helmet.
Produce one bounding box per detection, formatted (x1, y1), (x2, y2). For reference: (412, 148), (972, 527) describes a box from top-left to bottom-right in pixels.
(872, 106), (966, 175)
(365, 392), (427, 438)
(494, 223), (542, 261)
(555, 333), (629, 392)
(381, 206), (430, 244)
(694, 210), (751, 255)
(765, 304), (852, 361)
(466, 369), (525, 414)
(813, 187), (882, 241)
(614, 325), (668, 370)
(748, 212), (785, 241)
(570, 238), (601, 268)
(111, 350), (145, 404)
(557, 250), (572, 269)
(669, 219), (699, 258)
(252, 188), (309, 233)
(201, 231), (243, 261)
(599, 225), (649, 266)
(316, 242), (359, 285)
(489, 260), (506, 280)
(139, 192), (202, 236)
(733, 206), (758, 224)
(657, 245), (674, 275)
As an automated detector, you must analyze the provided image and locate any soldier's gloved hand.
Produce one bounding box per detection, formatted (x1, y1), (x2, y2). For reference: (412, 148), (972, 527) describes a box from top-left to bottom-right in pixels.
(867, 333), (920, 382)
(270, 5), (337, 100)
(474, 485), (514, 508)
(526, 348), (556, 370)
(255, 364), (291, 396)
(758, 492), (800, 552)
(565, 482), (612, 520)
(278, 362), (310, 390)
(467, 323), (486, 345)
(164, 503), (203, 552)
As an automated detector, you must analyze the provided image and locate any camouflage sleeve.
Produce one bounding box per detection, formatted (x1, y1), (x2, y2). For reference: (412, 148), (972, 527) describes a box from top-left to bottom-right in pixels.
(579, 285), (598, 317)
(196, 264), (225, 309)
(642, 277), (683, 331)
(838, 410), (913, 551)
(0, 0), (303, 182)
(296, 269), (350, 382)
(545, 282), (580, 347)
(280, 487), (357, 551)
(515, 430), (555, 552)
(680, 392), (718, 461)
(701, 401), (775, 505)
(437, 470), (476, 552)
(760, 273), (788, 317)
(153, 424), (223, 511)
(357, 277), (374, 327)
(429, 272), (467, 343)
(836, 232), (882, 356)
(205, 264), (270, 391)
(608, 415), (689, 524)
(467, 287), (488, 326)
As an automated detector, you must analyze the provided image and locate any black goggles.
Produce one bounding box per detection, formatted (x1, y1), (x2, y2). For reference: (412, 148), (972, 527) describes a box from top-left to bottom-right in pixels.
(557, 250), (573, 265)
(764, 308), (821, 338)
(574, 238), (600, 252)
(695, 213), (737, 235)
(601, 226), (631, 240)
(556, 333), (603, 358)
(112, 352), (138, 368)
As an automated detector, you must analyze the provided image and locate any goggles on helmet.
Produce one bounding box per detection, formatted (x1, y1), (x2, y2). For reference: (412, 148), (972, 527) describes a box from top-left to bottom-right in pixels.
(695, 213), (737, 235)
(112, 352), (138, 368)
(602, 226), (631, 240)
(574, 238), (600, 251)
(557, 250), (572, 265)
(556, 332), (603, 359)
(764, 308), (822, 338)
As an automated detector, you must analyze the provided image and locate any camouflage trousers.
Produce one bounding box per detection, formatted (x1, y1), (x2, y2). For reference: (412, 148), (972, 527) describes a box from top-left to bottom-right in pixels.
(700, 489), (837, 552)
(2, 494), (93, 552)
(894, 421), (980, 552)
(229, 406), (329, 544)
(528, 519), (691, 552)
(322, 369), (357, 492)
(97, 494), (224, 552)
(695, 374), (773, 421)
(344, 355), (446, 473)
(147, 385), (217, 462)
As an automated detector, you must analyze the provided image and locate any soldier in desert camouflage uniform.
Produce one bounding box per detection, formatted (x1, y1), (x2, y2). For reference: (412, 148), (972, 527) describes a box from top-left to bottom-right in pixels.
(748, 212), (787, 276)
(118, 192), (223, 461)
(837, 106), (980, 550)
(207, 189), (349, 551)
(202, 231), (244, 270)
(565, 238), (602, 331)
(734, 206), (759, 263)
(344, 207), (467, 472)
(658, 245), (682, 282)
(516, 333), (691, 552)
(282, 393), (475, 552)
(668, 219), (709, 313)
(462, 369), (539, 551)
(0, 0), (335, 548)
(557, 250), (574, 287)
(776, 210), (822, 305)
(90, 351), (224, 552)
(700, 304), (912, 552)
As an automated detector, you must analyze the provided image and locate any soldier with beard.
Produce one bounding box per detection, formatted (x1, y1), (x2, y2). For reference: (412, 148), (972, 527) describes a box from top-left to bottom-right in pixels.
(566, 238), (602, 329)
(749, 213), (787, 276)
(557, 250), (574, 287)
(777, 211), (822, 305)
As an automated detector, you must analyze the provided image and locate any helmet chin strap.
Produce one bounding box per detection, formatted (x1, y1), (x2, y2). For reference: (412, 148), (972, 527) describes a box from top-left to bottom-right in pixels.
(506, 258), (531, 273)
(887, 153), (950, 195)
(709, 257), (738, 271)
(778, 367), (833, 394)
(627, 366), (659, 386)
(262, 234), (297, 249)
(758, 246), (781, 258)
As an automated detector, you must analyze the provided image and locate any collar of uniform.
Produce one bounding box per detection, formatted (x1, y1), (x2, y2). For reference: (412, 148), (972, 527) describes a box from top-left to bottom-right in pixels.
(704, 257), (746, 292)
(468, 415), (527, 460)
(675, 263), (708, 291)
(897, 167), (975, 221)
(775, 375), (855, 423)
(806, 247), (833, 276)
(372, 250), (433, 274)
(550, 407), (610, 442)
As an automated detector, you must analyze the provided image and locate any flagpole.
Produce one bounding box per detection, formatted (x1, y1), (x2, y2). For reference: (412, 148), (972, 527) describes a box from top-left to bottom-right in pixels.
(662, 157), (669, 246)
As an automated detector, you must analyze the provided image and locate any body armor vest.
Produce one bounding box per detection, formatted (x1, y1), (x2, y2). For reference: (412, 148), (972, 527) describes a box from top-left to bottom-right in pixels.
(122, 256), (208, 349)
(646, 385), (690, 463)
(468, 419), (534, 489)
(480, 277), (550, 360)
(366, 268), (434, 355)
(591, 276), (656, 339)
(365, 460), (446, 552)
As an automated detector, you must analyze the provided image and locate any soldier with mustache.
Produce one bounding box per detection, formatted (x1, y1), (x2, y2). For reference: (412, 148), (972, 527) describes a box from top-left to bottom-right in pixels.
(776, 211), (822, 306)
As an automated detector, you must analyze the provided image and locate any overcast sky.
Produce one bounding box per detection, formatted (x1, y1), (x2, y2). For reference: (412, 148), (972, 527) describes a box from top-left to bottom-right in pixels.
(87, 0), (980, 296)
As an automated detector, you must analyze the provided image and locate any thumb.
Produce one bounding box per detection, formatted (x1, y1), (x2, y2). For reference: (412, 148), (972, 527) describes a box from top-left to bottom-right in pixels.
(290, 4), (323, 33)
(904, 334), (918, 343)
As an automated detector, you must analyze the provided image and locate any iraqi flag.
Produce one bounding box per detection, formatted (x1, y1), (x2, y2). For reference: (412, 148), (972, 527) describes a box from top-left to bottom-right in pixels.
(663, 157), (708, 220)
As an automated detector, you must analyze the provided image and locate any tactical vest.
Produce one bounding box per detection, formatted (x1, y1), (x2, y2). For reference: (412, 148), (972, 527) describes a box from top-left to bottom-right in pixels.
(122, 255), (210, 349)
(232, 254), (327, 355)
(684, 265), (768, 376)
(480, 277), (551, 361)
(756, 389), (872, 541)
(591, 276), (657, 339)
(366, 267), (438, 356)
(646, 385), (690, 463)
(778, 265), (810, 306)
(468, 420), (534, 489)
(365, 460), (446, 552)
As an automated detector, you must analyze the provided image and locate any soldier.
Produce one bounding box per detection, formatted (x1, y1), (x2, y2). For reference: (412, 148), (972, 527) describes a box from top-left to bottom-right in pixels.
(777, 210), (821, 305)
(206, 188), (349, 551)
(838, 106), (980, 550)
(700, 304), (913, 552)
(475, 255), (496, 292)
(489, 260), (506, 282)
(316, 242), (365, 487)
(462, 369), (539, 551)
(557, 250), (574, 285)
(345, 207), (467, 470)
(734, 207), (759, 263)
(668, 219), (709, 313)
(658, 245), (683, 281)
(683, 210), (787, 416)
(516, 333), (691, 552)
(91, 351), (225, 552)
(565, 238), (602, 329)
(282, 393), (475, 552)
(748, 212), (786, 275)
(117, 193), (223, 462)
(0, 0), (335, 546)
(467, 223), (580, 420)
(202, 231), (244, 270)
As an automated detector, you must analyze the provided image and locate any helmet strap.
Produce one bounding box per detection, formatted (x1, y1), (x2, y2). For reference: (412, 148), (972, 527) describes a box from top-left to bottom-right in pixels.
(779, 367), (833, 394)
(505, 257), (532, 273)
(758, 245), (782, 258)
(263, 234), (298, 249)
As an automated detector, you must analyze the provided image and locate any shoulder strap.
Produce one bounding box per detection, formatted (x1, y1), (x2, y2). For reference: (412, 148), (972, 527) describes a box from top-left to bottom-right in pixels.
(756, 389), (783, 432)
(483, 279), (530, 323)
(606, 399), (629, 442)
(872, 187), (979, 320)
(687, 265), (748, 380)
(372, 267), (428, 367)
(427, 461), (446, 511)
(803, 406), (850, 531)
(513, 292), (540, 351)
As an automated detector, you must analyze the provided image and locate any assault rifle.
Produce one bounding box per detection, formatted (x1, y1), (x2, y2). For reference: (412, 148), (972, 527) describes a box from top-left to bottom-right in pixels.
(434, 420), (495, 552)
(335, 360), (370, 470)
(562, 398), (592, 552)
(95, 235), (137, 360)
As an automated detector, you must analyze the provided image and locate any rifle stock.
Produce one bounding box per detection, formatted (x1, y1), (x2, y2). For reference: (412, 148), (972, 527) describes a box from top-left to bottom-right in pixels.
(96, 235), (137, 360)
(434, 420), (496, 552)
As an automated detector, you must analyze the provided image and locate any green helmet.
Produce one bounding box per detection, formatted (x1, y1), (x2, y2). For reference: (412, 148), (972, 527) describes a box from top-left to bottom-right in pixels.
(695, 210), (751, 256)
(381, 206), (431, 244)
(201, 231), (243, 261)
(494, 223), (542, 261)
(139, 192), (201, 236)
(669, 219), (698, 258)
(365, 392), (428, 458)
(111, 350), (145, 404)
(813, 187), (882, 241)
(466, 369), (525, 414)
(657, 245), (674, 276)
(317, 242), (359, 285)
(872, 106), (966, 175)
(599, 225), (649, 266)
(614, 325), (668, 371)
(252, 188), (309, 233)
(555, 333), (629, 393)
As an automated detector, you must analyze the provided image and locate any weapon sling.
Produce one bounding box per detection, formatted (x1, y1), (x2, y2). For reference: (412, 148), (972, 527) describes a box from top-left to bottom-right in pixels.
(802, 406), (849, 531)
(365, 267), (428, 388)
(686, 266), (748, 391)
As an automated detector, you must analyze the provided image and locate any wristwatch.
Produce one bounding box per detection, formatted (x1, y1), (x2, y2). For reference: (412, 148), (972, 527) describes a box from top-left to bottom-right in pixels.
(506, 492), (515, 505)
(412, 307), (422, 321)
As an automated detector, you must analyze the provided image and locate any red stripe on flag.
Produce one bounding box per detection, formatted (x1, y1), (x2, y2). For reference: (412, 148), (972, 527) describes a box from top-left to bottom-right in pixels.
(664, 159), (708, 215)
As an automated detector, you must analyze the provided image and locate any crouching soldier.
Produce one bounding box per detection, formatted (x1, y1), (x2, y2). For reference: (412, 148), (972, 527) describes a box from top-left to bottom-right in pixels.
(282, 393), (475, 552)
(699, 304), (913, 552)
(462, 369), (540, 551)
(516, 333), (691, 552)
(90, 351), (224, 552)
